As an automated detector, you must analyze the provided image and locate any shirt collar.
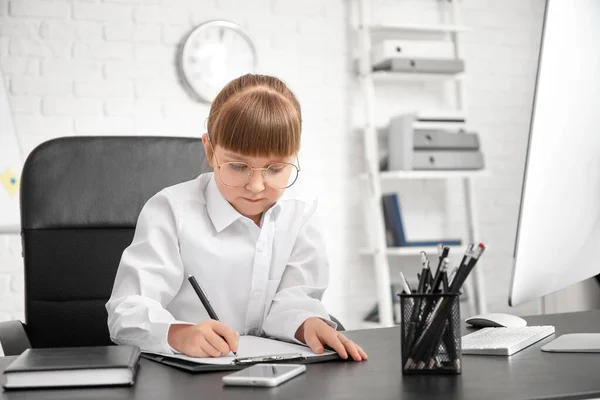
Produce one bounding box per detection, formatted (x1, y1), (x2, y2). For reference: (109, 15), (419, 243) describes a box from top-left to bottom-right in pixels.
(204, 173), (286, 232)
(205, 174), (242, 233)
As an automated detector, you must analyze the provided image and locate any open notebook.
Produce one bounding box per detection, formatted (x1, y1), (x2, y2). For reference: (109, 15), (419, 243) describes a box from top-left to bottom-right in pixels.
(141, 336), (339, 372)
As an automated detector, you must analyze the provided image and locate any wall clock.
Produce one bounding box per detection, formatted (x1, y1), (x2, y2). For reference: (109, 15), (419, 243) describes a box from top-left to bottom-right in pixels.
(180, 20), (257, 103)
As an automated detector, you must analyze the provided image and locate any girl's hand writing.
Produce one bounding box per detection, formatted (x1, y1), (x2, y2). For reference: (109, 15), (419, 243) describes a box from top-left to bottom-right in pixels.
(168, 320), (239, 357)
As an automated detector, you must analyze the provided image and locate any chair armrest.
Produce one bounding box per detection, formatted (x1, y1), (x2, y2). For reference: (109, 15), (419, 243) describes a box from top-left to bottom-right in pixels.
(329, 315), (345, 331)
(0, 320), (31, 356)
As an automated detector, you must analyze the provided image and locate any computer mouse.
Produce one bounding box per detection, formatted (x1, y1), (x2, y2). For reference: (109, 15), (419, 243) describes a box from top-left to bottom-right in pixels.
(465, 313), (527, 328)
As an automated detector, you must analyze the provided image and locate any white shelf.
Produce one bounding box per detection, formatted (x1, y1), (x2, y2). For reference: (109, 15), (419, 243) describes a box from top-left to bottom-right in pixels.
(360, 245), (464, 256)
(412, 121), (466, 130)
(369, 23), (469, 35)
(372, 71), (464, 82)
(381, 169), (489, 181)
(360, 169), (489, 181)
(417, 109), (467, 120)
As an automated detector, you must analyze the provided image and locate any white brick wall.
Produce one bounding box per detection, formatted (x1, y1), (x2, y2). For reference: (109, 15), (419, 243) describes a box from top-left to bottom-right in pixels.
(0, 0), (544, 328)
(0, 56), (39, 76)
(40, 21), (104, 41)
(11, 76), (72, 95)
(73, 41), (133, 60)
(10, 38), (70, 58)
(42, 59), (104, 80)
(43, 96), (103, 116)
(9, 1), (69, 19)
(72, 3), (133, 23)
(74, 79), (134, 97)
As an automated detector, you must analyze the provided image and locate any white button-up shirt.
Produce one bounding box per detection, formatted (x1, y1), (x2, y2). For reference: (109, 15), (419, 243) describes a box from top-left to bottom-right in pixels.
(105, 173), (334, 354)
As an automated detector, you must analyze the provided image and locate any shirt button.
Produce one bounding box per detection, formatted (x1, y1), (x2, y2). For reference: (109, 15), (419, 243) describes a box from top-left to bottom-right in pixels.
(253, 290), (261, 299)
(257, 242), (265, 252)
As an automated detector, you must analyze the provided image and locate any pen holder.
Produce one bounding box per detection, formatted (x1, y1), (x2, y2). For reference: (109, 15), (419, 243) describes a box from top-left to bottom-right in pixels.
(399, 293), (461, 375)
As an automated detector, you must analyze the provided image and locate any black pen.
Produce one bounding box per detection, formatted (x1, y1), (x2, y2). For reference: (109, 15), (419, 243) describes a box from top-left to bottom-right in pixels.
(448, 266), (459, 287)
(398, 272), (412, 295)
(188, 274), (237, 356)
(419, 252), (432, 292)
(450, 244), (486, 293)
(457, 244), (474, 273)
(430, 258), (450, 294)
(434, 246), (450, 278)
(405, 253), (431, 365)
(442, 270), (450, 293)
(188, 274), (219, 320)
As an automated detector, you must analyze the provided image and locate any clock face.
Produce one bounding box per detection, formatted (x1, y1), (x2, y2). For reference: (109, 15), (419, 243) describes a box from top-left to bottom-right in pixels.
(181, 21), (257, 103)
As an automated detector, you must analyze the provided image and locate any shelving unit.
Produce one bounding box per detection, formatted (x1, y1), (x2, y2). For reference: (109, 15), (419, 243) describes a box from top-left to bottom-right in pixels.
(352, 0), (488, 327)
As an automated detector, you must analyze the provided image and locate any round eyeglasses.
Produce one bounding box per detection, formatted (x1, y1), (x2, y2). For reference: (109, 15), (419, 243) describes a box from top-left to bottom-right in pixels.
(215, 161), (300, 189)
(207, 134), (301, 189)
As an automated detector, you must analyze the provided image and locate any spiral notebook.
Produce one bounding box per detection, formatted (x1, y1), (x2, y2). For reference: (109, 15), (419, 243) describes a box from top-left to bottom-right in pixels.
(141, 336), (339, 372)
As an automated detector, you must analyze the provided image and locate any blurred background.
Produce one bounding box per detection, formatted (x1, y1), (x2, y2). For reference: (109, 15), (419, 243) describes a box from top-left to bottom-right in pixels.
(3, 0), (590, 331)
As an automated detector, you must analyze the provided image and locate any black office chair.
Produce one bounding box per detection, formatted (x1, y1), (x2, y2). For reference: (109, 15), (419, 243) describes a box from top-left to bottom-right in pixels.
(0, 136), (343, 357)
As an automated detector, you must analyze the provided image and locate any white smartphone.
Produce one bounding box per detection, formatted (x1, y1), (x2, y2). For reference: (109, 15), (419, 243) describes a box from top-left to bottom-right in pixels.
(222, 364), (306, 387)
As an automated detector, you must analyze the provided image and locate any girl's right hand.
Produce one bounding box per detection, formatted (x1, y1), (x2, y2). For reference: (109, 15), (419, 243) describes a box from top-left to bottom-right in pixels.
(168, 321), (239, 357)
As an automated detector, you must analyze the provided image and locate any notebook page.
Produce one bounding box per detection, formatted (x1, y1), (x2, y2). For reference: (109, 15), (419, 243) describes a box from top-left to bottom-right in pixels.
(143, 336), (334, 365)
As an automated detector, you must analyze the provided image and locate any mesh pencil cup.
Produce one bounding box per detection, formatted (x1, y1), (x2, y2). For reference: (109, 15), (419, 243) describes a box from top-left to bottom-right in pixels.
(399, 293), (461, 374)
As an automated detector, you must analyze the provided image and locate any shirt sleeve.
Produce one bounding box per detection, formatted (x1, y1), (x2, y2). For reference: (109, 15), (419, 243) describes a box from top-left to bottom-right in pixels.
(262, 197), (337, 344)
(105, 190), (192, 354)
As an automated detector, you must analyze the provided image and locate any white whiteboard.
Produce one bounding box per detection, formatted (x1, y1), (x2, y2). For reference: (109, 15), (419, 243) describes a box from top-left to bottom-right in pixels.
(0, 69), (22, 234)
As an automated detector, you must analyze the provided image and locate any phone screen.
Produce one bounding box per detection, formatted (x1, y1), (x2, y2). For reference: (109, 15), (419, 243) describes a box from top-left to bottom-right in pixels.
(231, 364), (300, 378)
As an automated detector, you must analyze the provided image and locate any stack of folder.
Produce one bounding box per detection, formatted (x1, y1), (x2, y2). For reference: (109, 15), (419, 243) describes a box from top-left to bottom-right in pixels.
(384, 113), (485, 171)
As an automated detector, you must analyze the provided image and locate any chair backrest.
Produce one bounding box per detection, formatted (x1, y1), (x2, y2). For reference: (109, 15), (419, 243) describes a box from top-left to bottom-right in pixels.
(20, 136), (207, 348)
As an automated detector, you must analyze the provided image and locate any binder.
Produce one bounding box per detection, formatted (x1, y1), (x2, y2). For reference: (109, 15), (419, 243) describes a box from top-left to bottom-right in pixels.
(381, 194), (462, 247)
(414, 130), (480, 150)
(373, 57), (465, 74)
(413, 150), (484, 170)
(388, 113), (416, 171)
(371, 40), (455, 66)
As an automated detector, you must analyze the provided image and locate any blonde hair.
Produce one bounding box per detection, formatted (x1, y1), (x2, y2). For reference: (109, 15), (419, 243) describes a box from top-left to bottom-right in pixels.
(206, 74), (302, 158)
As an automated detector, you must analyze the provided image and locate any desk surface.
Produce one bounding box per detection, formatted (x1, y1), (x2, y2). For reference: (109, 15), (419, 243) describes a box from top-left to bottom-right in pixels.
(3, 310), (600, 400)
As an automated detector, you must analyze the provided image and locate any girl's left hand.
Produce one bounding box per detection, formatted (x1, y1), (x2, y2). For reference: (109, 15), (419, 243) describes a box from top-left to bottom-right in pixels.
(295, 317), (368, 361)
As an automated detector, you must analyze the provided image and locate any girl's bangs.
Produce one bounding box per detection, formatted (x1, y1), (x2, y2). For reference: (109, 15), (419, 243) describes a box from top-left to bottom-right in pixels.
(212, 89), (301, 158)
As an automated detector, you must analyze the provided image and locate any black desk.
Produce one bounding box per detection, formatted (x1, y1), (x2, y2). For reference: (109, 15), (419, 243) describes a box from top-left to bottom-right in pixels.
(3, 310), (600, 400)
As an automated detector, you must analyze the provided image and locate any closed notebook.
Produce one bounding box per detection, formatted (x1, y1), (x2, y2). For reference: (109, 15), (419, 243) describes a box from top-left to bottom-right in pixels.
(2, 345), (141, 389)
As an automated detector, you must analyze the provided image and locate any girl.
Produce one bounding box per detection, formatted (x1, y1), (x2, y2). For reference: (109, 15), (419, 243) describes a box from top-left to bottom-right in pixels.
(106, 74), (367, 362)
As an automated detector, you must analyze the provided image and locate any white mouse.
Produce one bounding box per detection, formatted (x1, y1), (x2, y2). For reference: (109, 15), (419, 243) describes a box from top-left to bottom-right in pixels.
(465, 313), (527, 328)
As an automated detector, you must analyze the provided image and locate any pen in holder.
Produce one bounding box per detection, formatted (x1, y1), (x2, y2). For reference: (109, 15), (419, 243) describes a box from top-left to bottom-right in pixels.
(399, 293), (461, 375)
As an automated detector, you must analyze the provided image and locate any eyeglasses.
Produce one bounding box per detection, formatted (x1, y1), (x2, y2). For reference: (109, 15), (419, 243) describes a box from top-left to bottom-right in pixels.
(207, 135), (301, 189)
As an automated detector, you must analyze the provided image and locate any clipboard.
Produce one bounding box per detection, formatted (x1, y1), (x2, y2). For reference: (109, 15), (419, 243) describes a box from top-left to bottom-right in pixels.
(140, 336), (341, 373)
(141, 351), (341, 373)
